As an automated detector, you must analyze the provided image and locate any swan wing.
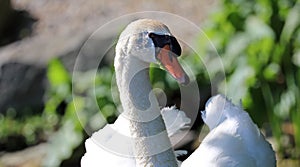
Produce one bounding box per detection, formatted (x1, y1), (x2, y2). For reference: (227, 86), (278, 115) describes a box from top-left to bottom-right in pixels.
(161, 106), (191, 137)
(234, 111), (276, 166)
(181, 119), (257, 167)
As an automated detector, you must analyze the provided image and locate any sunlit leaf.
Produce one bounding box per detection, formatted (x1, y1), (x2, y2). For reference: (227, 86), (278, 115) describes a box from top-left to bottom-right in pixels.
(281, 4), (300, 42)
(263, 63), (281, 81)
(47, 58), (70, 87)
(292, 49), (300, 67)
(245, 16), (275, 39)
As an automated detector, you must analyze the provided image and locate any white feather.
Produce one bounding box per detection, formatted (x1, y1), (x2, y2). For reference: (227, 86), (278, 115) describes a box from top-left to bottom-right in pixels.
(81, 107), (191, 167)
(181, 94), (276, 167)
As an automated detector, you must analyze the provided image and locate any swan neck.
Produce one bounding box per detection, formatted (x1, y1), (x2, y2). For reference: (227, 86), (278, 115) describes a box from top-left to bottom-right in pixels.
(116, 56), (153, 113)
(114, 55), (178, 166)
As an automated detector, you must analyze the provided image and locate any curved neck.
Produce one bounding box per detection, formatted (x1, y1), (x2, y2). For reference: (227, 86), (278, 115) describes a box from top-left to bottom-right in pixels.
(114, 55), (178, 166)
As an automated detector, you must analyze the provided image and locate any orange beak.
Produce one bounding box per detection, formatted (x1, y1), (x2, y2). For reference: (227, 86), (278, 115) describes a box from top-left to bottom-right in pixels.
(156, 45), (190, 85)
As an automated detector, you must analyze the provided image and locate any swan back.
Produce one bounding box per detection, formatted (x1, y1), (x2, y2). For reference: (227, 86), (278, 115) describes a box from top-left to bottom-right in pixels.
(182, 94), (276, 167)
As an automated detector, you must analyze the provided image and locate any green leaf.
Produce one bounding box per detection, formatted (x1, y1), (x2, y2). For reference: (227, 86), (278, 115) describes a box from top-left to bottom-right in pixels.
(245, 16), (275, 39)
(47, 58), (70, 87)
(225, 57), (256, 101)
(281, 4), (300, 42)
(263, 63), (281, 81)
(292, 49), (300, 67)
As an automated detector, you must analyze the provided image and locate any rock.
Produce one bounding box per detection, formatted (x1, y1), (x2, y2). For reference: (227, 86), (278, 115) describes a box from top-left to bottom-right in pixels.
(0, 143), (47, 167)
(0, 62), (46, 115)
(0, 0), (216, 66)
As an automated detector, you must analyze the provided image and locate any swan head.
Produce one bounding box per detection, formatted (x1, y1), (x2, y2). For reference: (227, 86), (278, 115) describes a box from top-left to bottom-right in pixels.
(116, 19), (189, 85)
(201, 94), (228, 130)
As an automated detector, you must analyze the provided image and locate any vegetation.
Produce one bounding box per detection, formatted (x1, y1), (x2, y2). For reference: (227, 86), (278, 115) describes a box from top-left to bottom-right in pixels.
(195, 0), (300, 159)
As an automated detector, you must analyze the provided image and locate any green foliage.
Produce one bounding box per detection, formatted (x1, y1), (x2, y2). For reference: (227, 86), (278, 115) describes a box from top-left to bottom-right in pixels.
(0, 109), (53, 149)
(33, 58), (120, 166)
(47, 59), (71, 88)
(0, 58), (74, 152)
(0, 59), (81, 157)
(42, 58), (84, 166)
(72, 66), (119, 128)
(194, 0), (300, 158)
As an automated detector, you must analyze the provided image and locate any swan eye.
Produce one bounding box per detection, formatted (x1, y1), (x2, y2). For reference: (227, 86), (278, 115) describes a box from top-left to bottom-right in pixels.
(148, 32), (155, 38)
(148, 32), (181, 57)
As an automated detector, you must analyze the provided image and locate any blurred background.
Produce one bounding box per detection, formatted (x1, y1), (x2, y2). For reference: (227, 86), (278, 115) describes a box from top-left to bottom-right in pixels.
(0, 0), (299, 166)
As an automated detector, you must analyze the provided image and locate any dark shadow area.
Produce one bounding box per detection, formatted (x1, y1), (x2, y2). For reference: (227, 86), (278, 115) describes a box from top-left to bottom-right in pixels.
(0, 62), (46, 116)
(0, 0), (37, 46)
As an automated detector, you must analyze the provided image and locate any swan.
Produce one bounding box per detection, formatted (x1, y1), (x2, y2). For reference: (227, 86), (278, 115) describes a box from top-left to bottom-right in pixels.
(181, 94), (276, 167)
(81, 19), (190, 167)
(82, 18), (276, 167)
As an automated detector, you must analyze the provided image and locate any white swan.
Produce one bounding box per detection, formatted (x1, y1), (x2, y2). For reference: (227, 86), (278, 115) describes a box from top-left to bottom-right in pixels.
(81, 19), (190, 167)
(82, 19), (276, 167)
(181, 94), (276, 167)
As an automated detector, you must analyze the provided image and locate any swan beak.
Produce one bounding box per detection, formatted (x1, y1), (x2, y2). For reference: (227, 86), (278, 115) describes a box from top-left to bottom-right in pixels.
(157, 44), (190, 85)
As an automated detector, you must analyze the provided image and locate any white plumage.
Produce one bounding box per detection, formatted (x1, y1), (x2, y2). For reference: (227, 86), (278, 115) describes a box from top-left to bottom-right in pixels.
(81, 107), (191, 167)
(81, 19), (191, 166)
(181, 94), (276, 167)
(81, 18), (276, 167)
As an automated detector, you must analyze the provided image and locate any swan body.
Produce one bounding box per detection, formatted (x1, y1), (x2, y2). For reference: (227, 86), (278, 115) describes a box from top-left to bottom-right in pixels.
(81, 19), (190, 167)
(81, 18), (275, 167)
(81, 107), (191, 167)
(181, 94), (276, 167)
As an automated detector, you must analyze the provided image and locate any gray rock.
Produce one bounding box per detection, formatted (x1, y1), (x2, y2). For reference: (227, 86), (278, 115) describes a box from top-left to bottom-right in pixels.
(0, 62), (46, 115)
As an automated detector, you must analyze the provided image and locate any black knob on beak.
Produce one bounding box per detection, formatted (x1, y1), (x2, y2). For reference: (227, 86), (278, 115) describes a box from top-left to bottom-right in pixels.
(149, 33), (181, 57)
